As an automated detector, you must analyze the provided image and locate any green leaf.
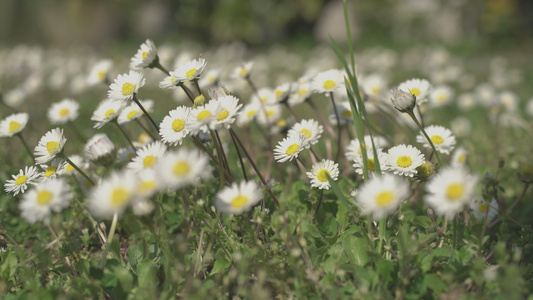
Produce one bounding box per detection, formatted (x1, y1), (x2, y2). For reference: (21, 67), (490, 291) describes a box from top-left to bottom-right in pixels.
(423, 274), (447, 293)
(137, 260), (158, 290)
(126, 245), (144, 271)
(376, 259), (395, 286)
(413, 216), (433, 228)
(327, 174), (356, 216)
(209, 249), (231, 276)
(341, 234), (368, 266)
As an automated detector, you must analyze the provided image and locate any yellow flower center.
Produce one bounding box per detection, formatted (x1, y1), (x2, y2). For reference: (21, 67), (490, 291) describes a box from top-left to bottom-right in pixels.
(367, 158), (376, 171)
(446, 183), (464, 201)
(98, 71), (106, 81)
(15, 175), (28, 185)
(376, 191), (394, 207)
(127, 110), (138, 119)
(341, 110), (352, 117)
(478, 203), (488, 213)
(286, 144), (299, 155)
(59, 108), (69, 117)
(437, 94), (446, 102)
(8, 121), (21, 134)
(138, 180), (155, 195)
(239, 68), (248, 76)
(173, 161), (190, 176)
(266, 109), (274, 117)
(371, 86), (380, 95)
(37, 190), (53, 205)
(111, 187), (130, 208)
(46, 141), (60, 155)
(323, 80), (336, 90)
(143, 155), (157, 168)
(317, 169), (330, 182)
(230, 195), (248, 209)
(65, 164), (74, 172)
(122, 83), (135, 96)
(247, 110), (256, 118)
(105, 109), (117, 119)
(298, 89), (308, 97)
(299, 129), (311, 139)
(142, 51), (149, 60)
(277, 119), (286, 127)
(275, 90), (284, 99)
(172, 119), (185, 132)
(45, 166), (57, 177)
(396, 156), (412, 168)
(430, 135), (444, 145)
(186, 68), (198, 79)
(259, 97), (267, 103)
(458, 154), (465, 163)
(217, 110), (229, 121)
(410, 87), (421, 97)
(197, 110), (211, 120)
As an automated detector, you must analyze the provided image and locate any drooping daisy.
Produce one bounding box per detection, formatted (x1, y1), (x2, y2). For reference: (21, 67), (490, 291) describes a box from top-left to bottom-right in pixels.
(256, 104), (282, 127)
(416, 125), (456, 155)
(237, 102), (261, 126)
(87, 59), (113, 86)
(470, 195), (498, 220)
(4, 166), (42, 196)
(272, 83), (292, 104)
(107, 71), (146, 103)
(215, 180), (263, 214)
(211, 95), (243, 130)
(429, 85), (454, 107)
(188, 101), (222, 135)
(19, 178), (71, 224)
(155, 148), (212, 189)
(390, 88), (416, 113)
(273, 133), (307, 163)
(312, 69), (345, 94)
(352, 148), (388, 176)
(233, 61), (254, 79)
(306, 159), (339, 190)
(171, 58), (207, 83)
(91, 98), (124, 129)
(0, 113), (29, 138)
(34, 128), (67, 164)
(47, 98), (80, 125)
(424, 167), (479, 219)
(84, 134), (116, 166)
(288, 82), (312, 106)
(355, 174), (410, 220)
(397, 78), (431, 104)
(451, 146), (467, 167)
(287, 119), (323, 149)
(130, 39), (158, 70)
(386, 144), (425, 177)
(346, 135), (388, 162)
(117, 99), (154, 124)
(89, 170), (138, 219)
(159, 106), (192, 146)
(40, 157), (67, 181)
(127, 140), (167, 173)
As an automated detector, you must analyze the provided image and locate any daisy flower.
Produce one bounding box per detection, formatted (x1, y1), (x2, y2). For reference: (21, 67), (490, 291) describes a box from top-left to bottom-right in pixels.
(159, 73), (180, 89)
(250, 88), (275, 105)
(274, 133), (307, 163)
(312, 69), (345, 94)
(287, 119), (323, 149)
(355, 174), (410, 220)
(416, 125), (456, 155)
(19, 178), (71, 224)
(215, 181), (263, 214)
(4, 166), (42, 195)
(155, 148), (212, 189)
(87, 59), (113, 86)
(47, 98), (80, 125)
(40, 157), (67, 181)
(127, 140), (167, 173)
(361, 73), (387, 99)
(425, 167), (479, 219)
(62, 154), (86, 175)
(117, 147), (137, 164)
(429, 85), (454, 107)
(3, 88), (28, 108)
(130, 39), (158, 70)
(451, 146), (467, 167)
(107, 71), (146, 103)
(237, 102), (261, 126)
(233, 61), (254, 79)
(397, 78), (431, 104)
(288, 82), (312, 106)
(352, 148), (388, 176)
(0, 113), (29, 138)
(306, 159), (339, 190)
(272, 83), (292, 103)
(386, 144), (425, 177)
(159, 106), (192, 146)
(188, 101), (222, 135)
(89, 170), (138, 219)
(390, 88), (416, 113)
(91, 98), (124, 129)
(256, 104), (282, 127)
(171, 58), (207, 83)
(199, 69), (221, 88)
(135, 170), (160, 200)
(211, 95), (243, 130)
(329, 101), (354, 126)
(117, 99), (154, 124)
(346, 135), (388, 162)
(470, 195), (499, 221)
(84, 134), (116, 165)
(34, 128), (67, 164)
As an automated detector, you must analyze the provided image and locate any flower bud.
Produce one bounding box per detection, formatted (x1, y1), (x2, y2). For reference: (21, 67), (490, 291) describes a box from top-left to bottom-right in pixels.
(518, 163), (533, 184)
(391, 88), (416, 113)
(84, 134), (116, 166)
(416, 161), (436, 181)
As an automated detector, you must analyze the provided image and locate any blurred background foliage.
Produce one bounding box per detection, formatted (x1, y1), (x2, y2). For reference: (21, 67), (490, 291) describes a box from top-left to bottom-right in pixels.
(1, 0), (533, 51)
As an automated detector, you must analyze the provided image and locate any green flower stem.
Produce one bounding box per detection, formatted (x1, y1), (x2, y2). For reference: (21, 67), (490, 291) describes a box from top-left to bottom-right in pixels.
(489, 183), (530, 228)
(377, 218), (386, 255)
(306, 98), (337, 138)
(135, 118), (157, 141)
(229, 128), (280, 208)
(209, 130), (229, 190)
(453, 217), (458, 250)
(407, 111), (443, 166)
(313, 189), (325, 219)
(329, 92), (343, 162)
(193, 79), (203, 96)
(65, 156), (95, 186)
(245, 77), (259, 97)
(214, 130), (231, 176)
(153, 60), (170, 76)
(132, 93), (159, 132)
(16, 133), (34, 161)
(99, 212), (118, 268)
(190, 136), (233, 182)
(283, 102), (300, 122)
(113, 121), (136, 151)
(179, 83), (196, 103)
(229, 129), (248, 181)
